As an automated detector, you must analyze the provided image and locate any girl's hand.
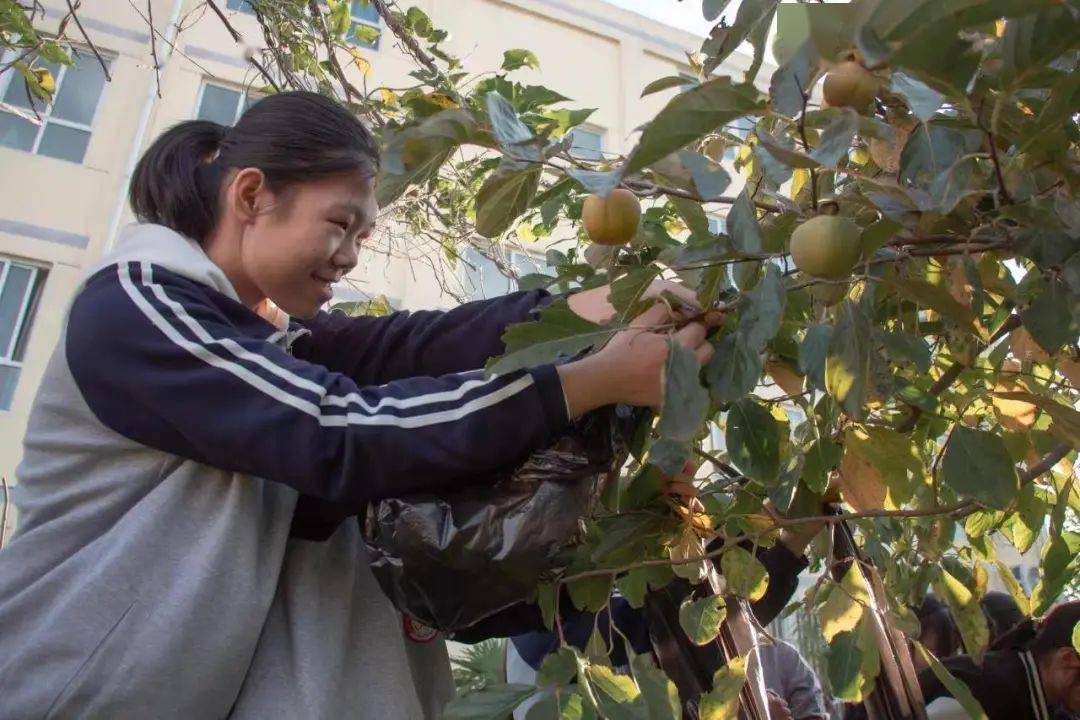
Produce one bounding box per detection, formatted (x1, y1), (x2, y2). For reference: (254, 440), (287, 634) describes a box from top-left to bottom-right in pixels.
(556, 303), (715, 418)
(567, 279), (703, 325)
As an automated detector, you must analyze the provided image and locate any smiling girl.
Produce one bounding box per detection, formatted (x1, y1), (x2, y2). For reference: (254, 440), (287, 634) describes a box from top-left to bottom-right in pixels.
(0, 91), (712, 718)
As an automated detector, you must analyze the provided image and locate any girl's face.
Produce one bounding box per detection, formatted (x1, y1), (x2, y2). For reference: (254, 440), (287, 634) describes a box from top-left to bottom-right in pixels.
(239, 170), (377, 319)
(1042, 648), (1080, 712)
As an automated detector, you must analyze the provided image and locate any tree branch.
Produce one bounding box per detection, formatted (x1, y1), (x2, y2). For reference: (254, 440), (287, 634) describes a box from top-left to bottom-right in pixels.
(622, 177), (783, 213)
(65, 0), (111, 81)
(147, 0), (160, 97)
(306, 0), (364, 103)
(203, 0), (281, 92)
(1020, 442), (1072, 485)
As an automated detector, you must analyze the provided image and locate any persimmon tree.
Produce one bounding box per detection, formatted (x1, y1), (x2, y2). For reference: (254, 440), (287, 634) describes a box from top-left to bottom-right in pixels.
(30, 0), (1077, 715)
(212, 0), (1078, 715)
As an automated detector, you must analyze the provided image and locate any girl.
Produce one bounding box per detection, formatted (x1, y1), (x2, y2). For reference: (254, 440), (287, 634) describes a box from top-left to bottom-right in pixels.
(0, 91), (713, 718)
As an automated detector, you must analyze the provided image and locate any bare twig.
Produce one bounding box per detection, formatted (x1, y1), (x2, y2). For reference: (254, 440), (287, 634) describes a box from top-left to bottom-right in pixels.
(147, 0), (161, 97)
(0, 476), (8, 550)
(986, 131), (1014, 206)
(202, 0), (282, 92)
(896, 314), (1021, 433)
(795, 75), (818, 212)
(65, 0), (111, 81)
(306, 0), (364, 103)
(1020, 442), (1072, 485)
(622, 177), (783, 213)
(368, 0), (441, 78)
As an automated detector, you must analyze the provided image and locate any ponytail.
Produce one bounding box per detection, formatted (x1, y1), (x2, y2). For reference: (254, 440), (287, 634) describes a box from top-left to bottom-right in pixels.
(129, 90), (380, 242)
(129, 120), (227, 242)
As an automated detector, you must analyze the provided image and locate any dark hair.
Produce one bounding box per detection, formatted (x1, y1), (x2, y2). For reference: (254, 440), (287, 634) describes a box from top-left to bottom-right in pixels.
(915, 595), (965, 658)
(982, 591), (1026, 642)
(130, 90), (379, 241)
(990, 601), (1080, 656)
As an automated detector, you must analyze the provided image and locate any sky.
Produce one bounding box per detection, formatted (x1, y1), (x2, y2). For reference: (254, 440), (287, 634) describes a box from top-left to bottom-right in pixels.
(602, 0), (742, 37)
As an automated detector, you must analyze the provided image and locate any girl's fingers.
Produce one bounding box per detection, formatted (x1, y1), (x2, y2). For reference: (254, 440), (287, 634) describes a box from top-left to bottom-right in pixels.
(674, 321), (708, 348)
(695, 342), (715, 366)
(629, 302), (672, 329)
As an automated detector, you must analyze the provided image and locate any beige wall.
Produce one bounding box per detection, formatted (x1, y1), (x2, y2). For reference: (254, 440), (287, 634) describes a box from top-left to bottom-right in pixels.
(0, 0), (761, 539)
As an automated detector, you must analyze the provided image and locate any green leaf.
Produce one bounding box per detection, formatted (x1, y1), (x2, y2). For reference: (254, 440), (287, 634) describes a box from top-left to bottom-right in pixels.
(825, 300), (872, 420)
(567, 573), (614, 613)
(858, 613), (883, 692)
(609, 266), (661, 323)
(700, 0), (780, 75)
(879, 330), (931, 372)
(757, 129), (819, 169)
(617, 565), (673, 609)
(1022, 278), (1076, 355)
(640, 75), (696, 97)
(706, 334), (763, 404)
(728, 188), (764, 254)
(937, 568), (990, 658)
(803, 439), (841, 495)
(623, 79), (763, 175)
(809, 108), (859, 168)
(1073, 620), (1080, 655)
(657, 340), (710, 443)
(820, 563), (870, 642)
(799, 323), (833, 391)
(679, 150), (731, 200)
(565, 167), (622, 197)
(887, 276), (977, 333)
(475, 162), (541, 238)
(537, 582), (557, 631)
(443, 684), (538, 720)
(899, 123), (982, 188)
(769, 41), (820, 118)
(913, 642), (989, 720)
(739, 264), (785, 350)
(485, 92), (538, 161)
(726, 398), (780, 484)
(720, 545), (769, 601)
(538, 647), (579, 688)
(404, 6), (433, 37)
(699, 654), (747, 720)
(502, 49), (540, 72)
(999, 7), (1080, 88)
(584, 665), (645, 720)
(488, 301), (615, 376)
(678, 594), (728, 645)
(828, 630), (864, 702)
(890, 21), (980, 97)
(941, 427), (1020, 510)
(993, 560), (1030, 617)
(629, 653), (680, 720)
(890, 72), (944, 122)
(668, 195), (712, 239)
(1031, 531), (1080, 613)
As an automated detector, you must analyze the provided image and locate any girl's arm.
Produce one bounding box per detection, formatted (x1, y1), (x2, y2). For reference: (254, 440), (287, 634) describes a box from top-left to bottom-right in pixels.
(67, 264), (571, 509)
(293, 281), (700, 384)
(293, 290), (554, 383)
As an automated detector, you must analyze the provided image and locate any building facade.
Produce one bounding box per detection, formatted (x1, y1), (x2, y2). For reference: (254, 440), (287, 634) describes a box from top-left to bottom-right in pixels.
(0, 0), (772, 539)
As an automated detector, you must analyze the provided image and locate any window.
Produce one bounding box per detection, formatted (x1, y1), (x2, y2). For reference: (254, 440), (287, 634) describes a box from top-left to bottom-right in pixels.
(723, 118), (754, 161)
(0, 259), (48, 411)
(345, 1), (381, 48)
(459, 248), (552, 300)
(225, 0), (256, 14)
(195, 82), (260, 125)
(0, 50), (111, 163)
(568, 127), (604, 161)
(708, 216), (726, 235)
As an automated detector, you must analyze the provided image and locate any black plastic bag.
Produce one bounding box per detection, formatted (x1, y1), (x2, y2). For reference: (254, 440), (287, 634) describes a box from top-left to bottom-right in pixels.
(362, 407), (633, 632)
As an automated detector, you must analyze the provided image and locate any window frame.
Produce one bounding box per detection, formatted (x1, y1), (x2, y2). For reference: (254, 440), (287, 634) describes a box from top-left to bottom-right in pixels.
(0, 47), (113, 163)
(0, 257), (48, 412)
(568, 125), (605, 161)
(193, 81), (261, 124)
(346, 1), (382, 49)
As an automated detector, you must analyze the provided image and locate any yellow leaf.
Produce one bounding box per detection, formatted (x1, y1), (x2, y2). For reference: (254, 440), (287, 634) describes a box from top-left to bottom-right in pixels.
(346, 47), (372, 77)
(820, 563), (871, 642)
(992, 376), (1038, 431)
(378, 87), (399, 105)
(937, 569), (989, 659)
(515, 223), (536, 243)
(34, 69), (55, 95)
(668, 527), (708, 582)
(425, 92), (459, 109)
(1011, 326), (1052, 362)
(838, 447), (888, 511)
(700, 654), (747, 720)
